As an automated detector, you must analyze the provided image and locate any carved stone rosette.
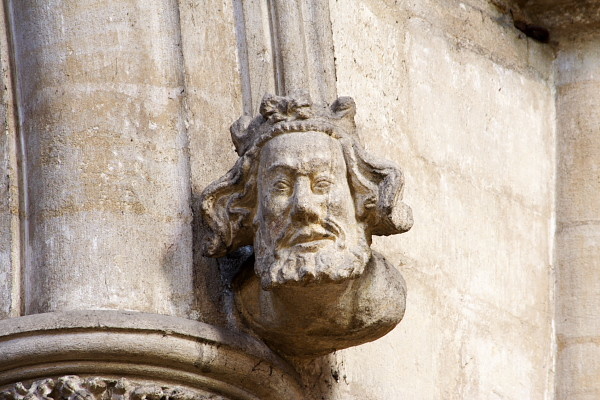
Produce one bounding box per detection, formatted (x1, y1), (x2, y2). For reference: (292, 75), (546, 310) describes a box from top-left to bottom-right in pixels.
(0, 376), (227, 400)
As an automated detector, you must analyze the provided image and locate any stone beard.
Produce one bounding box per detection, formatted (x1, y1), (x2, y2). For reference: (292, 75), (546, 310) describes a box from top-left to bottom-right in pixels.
(253, 131), (370, 289)
(253, 229), (371, 289)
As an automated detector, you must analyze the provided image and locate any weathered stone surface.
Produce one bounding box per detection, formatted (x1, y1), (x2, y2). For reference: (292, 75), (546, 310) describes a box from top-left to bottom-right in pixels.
(0, 0), (597, 398)
(0, 0), (20, 320)
(199, 93), (412, 357)
(518, 0), (600, 36)
(312, 0), (556, 398)
(0, 376), (228, 400)
(9, 0), (194, 316)
(179, 0), (245, 325)
(235, 251), (406, 357)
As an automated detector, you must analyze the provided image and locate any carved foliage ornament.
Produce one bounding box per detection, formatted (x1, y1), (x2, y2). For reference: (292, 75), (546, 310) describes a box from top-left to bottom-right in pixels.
(199, 92), (413, 356)
(0, 376), (227, 400)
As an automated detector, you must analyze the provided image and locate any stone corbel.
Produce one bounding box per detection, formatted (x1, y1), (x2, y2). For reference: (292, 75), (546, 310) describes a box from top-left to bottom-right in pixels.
(199, 92), (413, 357)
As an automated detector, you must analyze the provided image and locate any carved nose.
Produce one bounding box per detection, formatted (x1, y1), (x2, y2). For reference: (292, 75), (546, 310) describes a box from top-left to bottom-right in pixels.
(291, 179), (320, 224)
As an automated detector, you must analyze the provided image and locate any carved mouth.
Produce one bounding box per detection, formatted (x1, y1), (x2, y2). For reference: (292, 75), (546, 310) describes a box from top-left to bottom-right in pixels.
(287, 227), (336, 249)
(293, 238), (333, 252)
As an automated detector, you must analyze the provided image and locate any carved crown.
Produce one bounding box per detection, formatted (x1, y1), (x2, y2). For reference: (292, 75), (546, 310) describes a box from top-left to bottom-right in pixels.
(230, 91), (359, 156)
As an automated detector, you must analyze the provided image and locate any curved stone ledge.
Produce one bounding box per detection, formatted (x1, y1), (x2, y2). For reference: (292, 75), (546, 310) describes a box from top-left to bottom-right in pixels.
(0, 311), (304, 400)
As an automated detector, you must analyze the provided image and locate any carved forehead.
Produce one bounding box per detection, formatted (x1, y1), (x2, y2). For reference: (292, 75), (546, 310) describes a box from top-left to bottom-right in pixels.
(259, 131), (346, 174)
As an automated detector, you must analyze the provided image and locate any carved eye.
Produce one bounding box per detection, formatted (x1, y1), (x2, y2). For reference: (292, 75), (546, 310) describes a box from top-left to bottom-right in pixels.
(273, 180), (291, 193)
(313, 178), (333, 193)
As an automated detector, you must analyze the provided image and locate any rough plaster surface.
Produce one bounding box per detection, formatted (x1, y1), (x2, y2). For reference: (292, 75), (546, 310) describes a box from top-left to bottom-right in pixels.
(555, 32), (600, 400)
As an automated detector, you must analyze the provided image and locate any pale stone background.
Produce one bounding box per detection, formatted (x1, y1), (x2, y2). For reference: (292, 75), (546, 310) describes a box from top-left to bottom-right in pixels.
(315, 1), (555, 398)
(1, 0), (598, 399)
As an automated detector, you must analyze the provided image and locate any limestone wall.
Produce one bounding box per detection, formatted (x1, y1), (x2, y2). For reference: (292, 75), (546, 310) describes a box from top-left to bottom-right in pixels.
(309, 1), (556, 398)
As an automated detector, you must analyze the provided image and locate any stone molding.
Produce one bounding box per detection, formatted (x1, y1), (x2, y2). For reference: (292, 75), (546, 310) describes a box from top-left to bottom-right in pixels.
(0, 311), (304, 400)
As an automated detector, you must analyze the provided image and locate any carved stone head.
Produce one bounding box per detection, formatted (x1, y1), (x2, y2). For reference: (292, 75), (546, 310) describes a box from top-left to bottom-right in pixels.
(199, 92), (413, 356)
(200, 92), (412, 287)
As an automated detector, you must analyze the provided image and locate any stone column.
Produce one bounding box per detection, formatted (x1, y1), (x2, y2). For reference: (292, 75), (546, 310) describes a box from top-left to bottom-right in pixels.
(555, 30), (600, 400)
(8, 0), (194, 316)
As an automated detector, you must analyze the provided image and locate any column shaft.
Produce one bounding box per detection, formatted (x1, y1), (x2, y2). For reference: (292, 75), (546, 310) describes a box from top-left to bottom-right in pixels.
(555, 32), (600, 399)
(9, 0), (194, 316)
(0, 0), (22, 319)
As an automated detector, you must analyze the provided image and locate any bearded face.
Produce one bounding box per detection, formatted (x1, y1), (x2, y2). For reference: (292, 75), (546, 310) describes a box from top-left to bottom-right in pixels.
(254, 131), (370, 289)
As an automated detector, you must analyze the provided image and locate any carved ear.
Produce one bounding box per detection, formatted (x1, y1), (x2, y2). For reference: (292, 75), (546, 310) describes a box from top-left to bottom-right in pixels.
(198, 157), (256, 257)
